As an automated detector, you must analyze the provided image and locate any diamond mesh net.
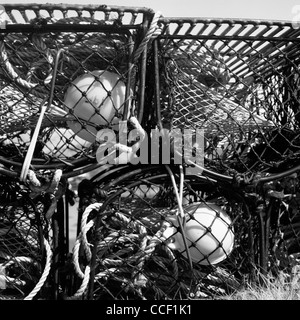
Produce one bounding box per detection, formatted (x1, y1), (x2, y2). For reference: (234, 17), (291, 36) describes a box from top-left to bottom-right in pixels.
(1, 6), (300, 300)
(156, 23), (300, 176)
(0, 175), (54, 299)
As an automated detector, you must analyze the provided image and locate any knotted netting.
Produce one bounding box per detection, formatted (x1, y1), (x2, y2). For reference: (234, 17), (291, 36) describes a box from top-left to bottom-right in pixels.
(1, 4), (300, 300)
(154, 18), (300, 284)
(72, 165), (243, 300)
(0, 4), (156, 176)
(0, 171), (63, 299)
(70, 19), (300, 299)
(0, 4), (158, 299)
(157, 19), (300, 175)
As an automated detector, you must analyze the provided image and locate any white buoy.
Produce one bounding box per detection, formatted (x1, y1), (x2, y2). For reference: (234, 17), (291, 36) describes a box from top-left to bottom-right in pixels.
(64, 70), (128, 142)
(162, 202), (235, 265)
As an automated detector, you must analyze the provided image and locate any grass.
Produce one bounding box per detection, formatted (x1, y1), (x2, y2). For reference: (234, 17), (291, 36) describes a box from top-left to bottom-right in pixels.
(222, 266), (300, 300)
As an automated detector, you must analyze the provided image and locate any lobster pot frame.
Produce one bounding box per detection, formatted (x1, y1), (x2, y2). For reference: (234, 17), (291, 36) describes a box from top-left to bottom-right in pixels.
(1, 4), (300, 300)
(73, 19), (300, 300)
(148, 19), (300, 283)
(74, 165), (247, 299)
(0, 174), (58, 300)
(155, 18), (300, 176)
(0, 4), (157, 300)
(0, 4), (155, 176)
(78, 165), (300, 300)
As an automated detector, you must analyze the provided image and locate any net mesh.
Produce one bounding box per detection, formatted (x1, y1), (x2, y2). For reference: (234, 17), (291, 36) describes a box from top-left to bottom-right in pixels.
(157, 21), (300, 176)
(0, 4), (148, 172)
(74, 166), (243, 299)
(0, 32), (132, 167)
(1, 5), (300, 300)
(73, 165), (300, 300)
(0, 174), (55, 299)
(0, 4), (153, 299)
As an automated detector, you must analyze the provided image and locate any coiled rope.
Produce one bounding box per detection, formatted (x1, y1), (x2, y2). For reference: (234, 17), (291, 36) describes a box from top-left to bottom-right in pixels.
(23, 237), (52, 300)
(0, 256), (34, 289)
(71, 203), (102, 298)
(0, 12), (162, 97)
(70, 200), (180, 299)
(0, 41), (38, 91)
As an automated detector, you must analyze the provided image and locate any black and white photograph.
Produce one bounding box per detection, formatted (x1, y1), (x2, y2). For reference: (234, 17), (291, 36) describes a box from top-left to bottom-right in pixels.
(0, 0), (299, 308)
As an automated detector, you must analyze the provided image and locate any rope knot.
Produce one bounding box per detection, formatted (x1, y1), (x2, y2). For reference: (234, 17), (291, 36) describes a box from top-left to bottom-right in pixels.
(133, 11), (162, 64)
(26, 169), (64, 219)
(232, 171), (262, 189)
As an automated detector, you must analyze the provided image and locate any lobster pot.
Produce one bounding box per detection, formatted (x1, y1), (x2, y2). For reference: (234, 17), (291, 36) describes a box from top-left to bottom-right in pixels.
(0, 4), (156, 300)
(75, 165), (248, 300)
(156, 19), (300, 175)
(0, 4), (153, 173)
(0, 175), (56, 300)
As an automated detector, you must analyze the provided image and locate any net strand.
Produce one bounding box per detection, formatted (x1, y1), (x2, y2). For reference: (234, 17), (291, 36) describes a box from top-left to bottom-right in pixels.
(133, 11), (162, 63)
(24, 237), (52, 300)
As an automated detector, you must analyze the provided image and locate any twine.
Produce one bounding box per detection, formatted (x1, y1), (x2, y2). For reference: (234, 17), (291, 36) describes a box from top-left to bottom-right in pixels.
(70, 195), (206, 298)
(0, 11), (159, 98)
(72, 220), (95, 279)
(70, 203), (102, 300)
(0, 16), (129, 98)
(0, 17), (102, 94)
(0, 41), (38, 90)
(31, 34), (54, 85)
(0, 256), (34, 289)
(133, 11), (162, 64)
(72, 265), (91, 298)
(45, 169), (64, 219)
(22, 169), (64, 220)
(83, 208), (180, 297)
(24, 237), (52, 300)
(79, 203), (102, 262)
